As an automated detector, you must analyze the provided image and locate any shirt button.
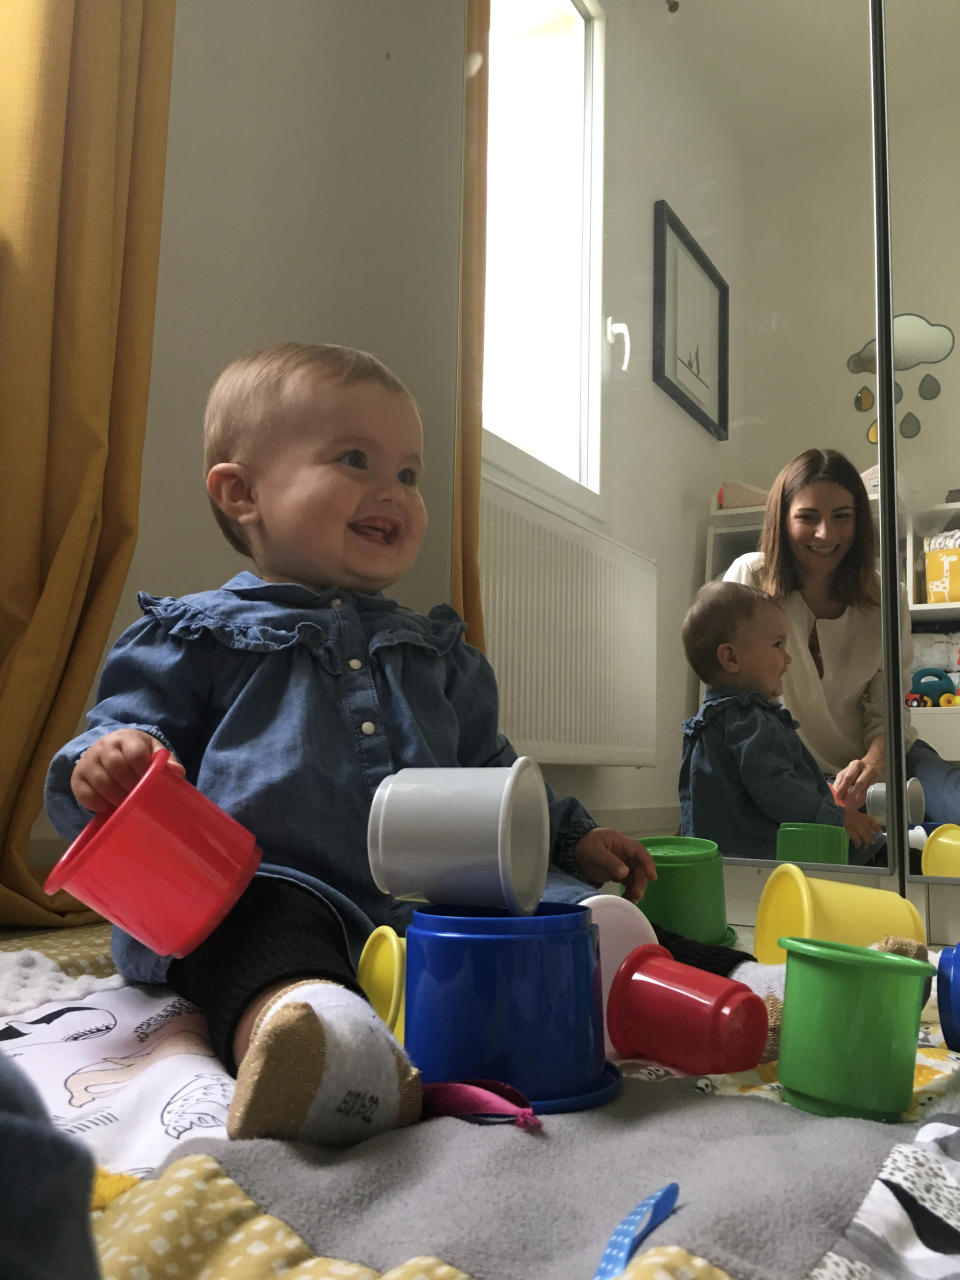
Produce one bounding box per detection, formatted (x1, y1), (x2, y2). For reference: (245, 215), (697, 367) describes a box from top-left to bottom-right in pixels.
(331, 597), (342, 606)
(348, 658), (362, 670)
(361, 721), (376, 736)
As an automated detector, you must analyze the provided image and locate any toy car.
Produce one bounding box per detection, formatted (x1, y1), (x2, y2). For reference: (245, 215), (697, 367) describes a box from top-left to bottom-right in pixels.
(910, 667), (957, 707)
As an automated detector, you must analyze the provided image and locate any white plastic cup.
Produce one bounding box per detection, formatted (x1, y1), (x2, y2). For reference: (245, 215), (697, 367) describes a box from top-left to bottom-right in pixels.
(581, 893), (658, 1057)
(865, 777), (925, 824)
(367, 757), (550, 914)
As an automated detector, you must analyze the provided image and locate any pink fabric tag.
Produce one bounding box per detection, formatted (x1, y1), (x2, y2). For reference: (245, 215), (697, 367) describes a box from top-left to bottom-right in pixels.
(421, 1079), (542, 1131)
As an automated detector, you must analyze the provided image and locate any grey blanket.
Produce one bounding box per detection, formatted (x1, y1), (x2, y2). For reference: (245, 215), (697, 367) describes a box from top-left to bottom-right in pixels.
(170, 1072), (941, 1279)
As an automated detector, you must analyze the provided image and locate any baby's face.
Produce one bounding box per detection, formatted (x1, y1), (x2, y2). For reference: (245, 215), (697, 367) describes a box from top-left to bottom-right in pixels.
(730, 603), (791, 700)
(243, 372), (428, 594)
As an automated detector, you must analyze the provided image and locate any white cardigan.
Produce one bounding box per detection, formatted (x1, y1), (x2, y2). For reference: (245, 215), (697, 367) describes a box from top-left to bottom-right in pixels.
(722, 552), (916, 775)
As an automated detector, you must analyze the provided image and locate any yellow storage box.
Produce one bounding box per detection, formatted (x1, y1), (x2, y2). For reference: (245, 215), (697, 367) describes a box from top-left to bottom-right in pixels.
(926, 548), (960, 603)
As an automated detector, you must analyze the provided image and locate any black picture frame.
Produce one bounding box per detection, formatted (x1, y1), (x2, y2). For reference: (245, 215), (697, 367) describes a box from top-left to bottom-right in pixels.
(652, 199), (729, 441)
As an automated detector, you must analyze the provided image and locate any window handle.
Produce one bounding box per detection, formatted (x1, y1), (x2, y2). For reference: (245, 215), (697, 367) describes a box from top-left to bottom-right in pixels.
(605, 317), (631, 372)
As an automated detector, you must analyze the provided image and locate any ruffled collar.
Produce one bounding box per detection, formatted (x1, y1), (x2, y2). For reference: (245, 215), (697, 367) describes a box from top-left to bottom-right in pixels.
(137, 572), (465, 657)
(683, 685), (797, 736)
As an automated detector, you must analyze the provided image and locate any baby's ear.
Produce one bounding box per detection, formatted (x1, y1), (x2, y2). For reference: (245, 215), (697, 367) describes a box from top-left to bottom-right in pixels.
(207, 463), (256, 523)
(715, 641), (739, 674)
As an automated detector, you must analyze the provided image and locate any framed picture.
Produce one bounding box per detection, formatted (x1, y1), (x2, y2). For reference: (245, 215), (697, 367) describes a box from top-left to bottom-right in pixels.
(652, 199), (729, 440)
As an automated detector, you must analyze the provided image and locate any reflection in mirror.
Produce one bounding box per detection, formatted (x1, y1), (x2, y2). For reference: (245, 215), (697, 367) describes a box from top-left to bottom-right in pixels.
(885, 0), (960, 881)
(610, 2), (892, 869)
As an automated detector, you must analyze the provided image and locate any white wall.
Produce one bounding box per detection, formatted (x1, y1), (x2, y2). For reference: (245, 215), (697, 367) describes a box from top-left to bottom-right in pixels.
(123, 0), (465, 634)
(41, 2), (958, 854)
(887, 99), (960, 513)
(543, 2), (747, 829)
(547, 13), (960, 833)
(30, 0), (467, 858)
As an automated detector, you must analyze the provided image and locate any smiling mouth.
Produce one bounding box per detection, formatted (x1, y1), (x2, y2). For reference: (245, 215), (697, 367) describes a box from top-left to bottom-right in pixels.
(349, 517), (400, 546)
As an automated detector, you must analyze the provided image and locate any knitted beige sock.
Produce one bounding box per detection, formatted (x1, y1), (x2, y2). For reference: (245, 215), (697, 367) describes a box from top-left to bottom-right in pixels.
(872, 935), (928, 963)
(760, 994), (782, 1065)
(227, 980), (421, 1146)
(871, 935), (932, 1006)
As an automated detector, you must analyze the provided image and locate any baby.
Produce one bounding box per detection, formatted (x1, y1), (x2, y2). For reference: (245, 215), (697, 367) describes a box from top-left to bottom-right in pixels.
(45, 342), (660, 1147)
(679, 580), (881, 860)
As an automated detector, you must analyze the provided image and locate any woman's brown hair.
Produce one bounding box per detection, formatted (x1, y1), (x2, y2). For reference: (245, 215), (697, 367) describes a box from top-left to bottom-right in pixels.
(759, 448), (880, 608)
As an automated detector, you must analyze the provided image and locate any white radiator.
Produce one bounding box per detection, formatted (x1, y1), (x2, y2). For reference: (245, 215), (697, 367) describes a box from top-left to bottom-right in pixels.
(479, 479), (656, 765)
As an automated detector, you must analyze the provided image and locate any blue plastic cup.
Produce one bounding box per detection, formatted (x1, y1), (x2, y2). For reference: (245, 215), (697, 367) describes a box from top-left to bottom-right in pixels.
(937, 943), (960, 1049)
(404, 903), (614, 1111)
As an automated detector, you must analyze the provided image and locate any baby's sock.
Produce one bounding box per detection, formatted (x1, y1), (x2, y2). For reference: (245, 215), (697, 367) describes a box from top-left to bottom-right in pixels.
(731, 937), (932, 1066)
(730, 960), (785, 1002)
(728, 961), (786, 1064)
(870, 935), (932, 1006)
(730, 936), (928, 1003)
(227, 980), (421, 1146)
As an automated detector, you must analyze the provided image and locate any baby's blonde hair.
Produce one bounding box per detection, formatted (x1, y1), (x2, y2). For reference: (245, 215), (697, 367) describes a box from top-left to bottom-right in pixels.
(204, 342), (415, 556)
(682, 579), (777, 685)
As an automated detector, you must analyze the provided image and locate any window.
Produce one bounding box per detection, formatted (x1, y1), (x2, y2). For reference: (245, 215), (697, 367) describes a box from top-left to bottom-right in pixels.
(482, 0), (605, 515)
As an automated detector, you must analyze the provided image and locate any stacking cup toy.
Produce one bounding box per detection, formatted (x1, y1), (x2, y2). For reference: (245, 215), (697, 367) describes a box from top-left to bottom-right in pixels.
(937, 943), (960, 1050)
(778, 936), (934, 1121)
(357, 925), (406, 1040)
(635, 837), (733, 945)
(368, 757), (549, 914)
(776, 822), (849, 864)
(44, 749), (261, 957)
(921, 824), (960, 877)
(865, 776), (925, 825)
(606, 944), (768, 1074)
(581, 893), (658, 1056)
(404, 903), (619, 1112)
(754, 863), (925, 964)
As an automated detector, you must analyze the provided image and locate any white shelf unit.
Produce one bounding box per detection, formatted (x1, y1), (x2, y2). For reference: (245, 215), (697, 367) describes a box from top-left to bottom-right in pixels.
(905, 502), (960, 619)
(704, 504), (765, 581)
(704, 498), (960, 761)
(905, 502), (960, 761)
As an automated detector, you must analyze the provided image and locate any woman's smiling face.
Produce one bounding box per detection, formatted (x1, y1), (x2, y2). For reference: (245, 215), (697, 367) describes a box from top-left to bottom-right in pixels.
(785, 481), (856, 581)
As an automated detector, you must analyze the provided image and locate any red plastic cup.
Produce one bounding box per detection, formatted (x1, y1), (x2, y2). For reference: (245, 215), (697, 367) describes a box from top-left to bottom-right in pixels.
(606, 943), (768, 1074)
(44, 749), (261, 957)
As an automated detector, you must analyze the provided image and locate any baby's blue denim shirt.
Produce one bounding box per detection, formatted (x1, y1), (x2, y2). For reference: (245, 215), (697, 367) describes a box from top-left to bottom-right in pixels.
(679, 686), (845, 860)
(45, 573), (596, 982)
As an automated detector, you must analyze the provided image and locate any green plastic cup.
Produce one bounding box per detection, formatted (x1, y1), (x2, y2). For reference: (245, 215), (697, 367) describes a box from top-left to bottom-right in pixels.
(776, 823), (849, 864)
(636, 837), (732, 946)
(778, 936), (935, 1122)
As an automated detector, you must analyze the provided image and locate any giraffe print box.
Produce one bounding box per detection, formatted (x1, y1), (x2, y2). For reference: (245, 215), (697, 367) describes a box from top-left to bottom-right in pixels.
(925, 532), (960, 603)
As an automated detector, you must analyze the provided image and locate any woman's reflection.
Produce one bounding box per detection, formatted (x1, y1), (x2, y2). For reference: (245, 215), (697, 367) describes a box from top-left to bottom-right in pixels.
(721, 448), (960, 866)
(679, 578), (881, 861)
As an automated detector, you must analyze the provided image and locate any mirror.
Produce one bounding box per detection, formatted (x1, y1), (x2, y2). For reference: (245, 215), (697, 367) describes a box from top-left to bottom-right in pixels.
(886, 0), (960, 882)
(602, 0), (892, 870)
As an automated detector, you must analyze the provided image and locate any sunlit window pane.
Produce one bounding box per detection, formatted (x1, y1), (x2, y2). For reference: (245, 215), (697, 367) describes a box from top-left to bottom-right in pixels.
(483, 0), (588, 485)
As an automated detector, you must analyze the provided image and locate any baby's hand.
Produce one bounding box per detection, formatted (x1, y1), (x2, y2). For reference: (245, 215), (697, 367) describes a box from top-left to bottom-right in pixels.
(573, 828), (657, 903)
(71, 730), (183, 813)
(843, 808), (883, 849)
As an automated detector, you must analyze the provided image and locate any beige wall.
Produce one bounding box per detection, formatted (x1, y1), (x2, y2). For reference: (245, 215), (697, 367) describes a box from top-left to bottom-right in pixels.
(31, 0), (466, 857)
(548, 11), (960, 829)
(544, 1), (748, 827)
(123, 0), (465, 634)
(43, 3), (957, 852)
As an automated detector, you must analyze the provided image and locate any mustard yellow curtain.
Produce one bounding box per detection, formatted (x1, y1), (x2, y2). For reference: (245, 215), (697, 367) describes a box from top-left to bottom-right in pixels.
(452, 0), (489, 652)
(0, 0), (175, 925)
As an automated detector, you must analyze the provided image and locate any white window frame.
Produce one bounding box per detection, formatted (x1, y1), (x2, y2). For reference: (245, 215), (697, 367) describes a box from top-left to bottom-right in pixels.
(481, 0), (609, 528)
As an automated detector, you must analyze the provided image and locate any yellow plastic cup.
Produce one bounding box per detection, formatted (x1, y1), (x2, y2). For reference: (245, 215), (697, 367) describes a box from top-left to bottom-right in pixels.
(921, 824), (960, 877)
(754, 863), (925, 964)
(357, 925), (406, 1042)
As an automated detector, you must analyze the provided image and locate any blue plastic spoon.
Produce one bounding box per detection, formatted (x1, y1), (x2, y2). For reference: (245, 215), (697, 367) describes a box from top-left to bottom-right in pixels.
(591, 1182), (680, 1279)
